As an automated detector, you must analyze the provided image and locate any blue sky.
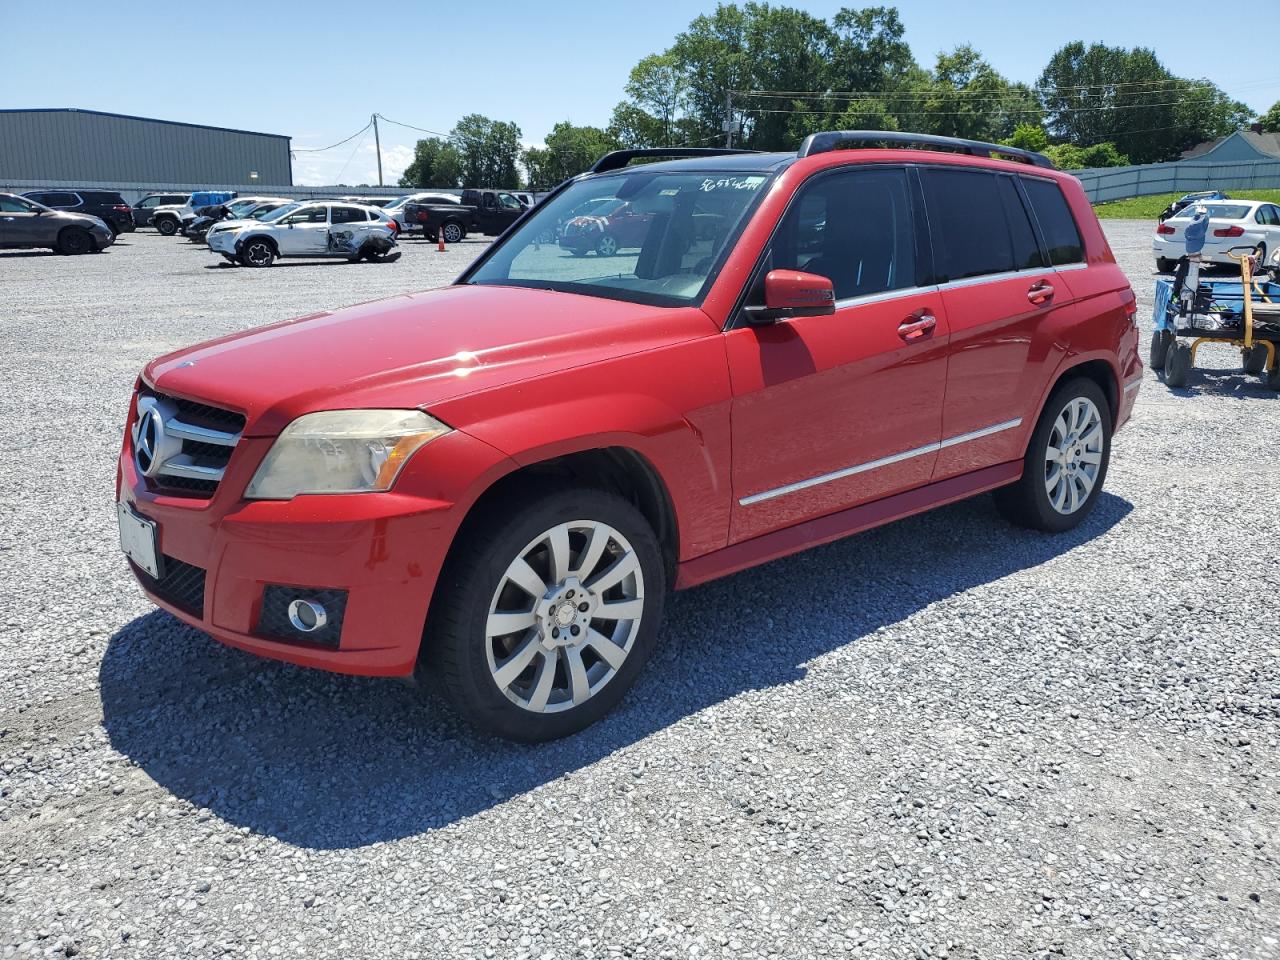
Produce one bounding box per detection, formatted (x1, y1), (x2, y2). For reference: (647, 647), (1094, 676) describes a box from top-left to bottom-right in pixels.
(4, 0), (1278, 185)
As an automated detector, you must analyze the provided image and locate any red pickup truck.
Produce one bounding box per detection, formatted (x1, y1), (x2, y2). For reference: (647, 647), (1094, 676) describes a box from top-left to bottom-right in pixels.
(117, 132), (1141, 742)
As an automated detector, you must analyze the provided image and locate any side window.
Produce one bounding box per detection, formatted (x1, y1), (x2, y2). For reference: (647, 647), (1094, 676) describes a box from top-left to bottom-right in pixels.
(921, 169), (1016, 280)
(0, 197), (30, 213)
(282, 206), (327, 224)
(330, 206), (367, 224)
(1021, 178), (1084, 266)
(998, 177), (1045, 270)
(1256, 207), (1268, 225)
(770, 167), (917, 300)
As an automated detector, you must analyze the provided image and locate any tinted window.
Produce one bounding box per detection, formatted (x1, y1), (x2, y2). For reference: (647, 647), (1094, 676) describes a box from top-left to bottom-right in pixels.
(35, 192), (79, 207)
(330, 206), (368, 224)
(998, 177), (1044, 270)
(0, 197), (32, 213)
(922, 169), (1020, 281)
(1021, 178), (1084, 265)
(770, 167), (917, 300)
(139, 196), (163, 208)
(83, 192), (125, 204)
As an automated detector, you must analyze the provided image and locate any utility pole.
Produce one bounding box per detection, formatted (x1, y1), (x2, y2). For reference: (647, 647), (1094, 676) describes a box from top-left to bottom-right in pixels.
(372, 113), (384, 187)
(724, 90), (734, 148)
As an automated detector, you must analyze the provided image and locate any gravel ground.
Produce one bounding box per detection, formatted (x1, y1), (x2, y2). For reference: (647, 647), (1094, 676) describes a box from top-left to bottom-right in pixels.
(1, 223), (1277, 960)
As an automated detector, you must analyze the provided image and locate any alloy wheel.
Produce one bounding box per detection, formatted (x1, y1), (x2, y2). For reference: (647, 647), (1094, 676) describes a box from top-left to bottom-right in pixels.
(485, 520), (644, 714)
(1044, 396), (1103, 515)
(443, 223), (463, 243)
(596, 234), (618, 257)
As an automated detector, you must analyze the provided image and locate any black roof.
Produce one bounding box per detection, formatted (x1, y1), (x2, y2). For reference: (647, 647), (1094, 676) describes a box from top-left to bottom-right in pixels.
(0, 108), (290, 142)
(590, 152), (794, 176)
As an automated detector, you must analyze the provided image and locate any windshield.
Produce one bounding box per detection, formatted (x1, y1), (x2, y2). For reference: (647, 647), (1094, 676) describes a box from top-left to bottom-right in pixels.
(1182, 203), (1251, 220)
(258, 202), (302, 222)
(226, 199), (260, 215)
(466, 169), (771, 307)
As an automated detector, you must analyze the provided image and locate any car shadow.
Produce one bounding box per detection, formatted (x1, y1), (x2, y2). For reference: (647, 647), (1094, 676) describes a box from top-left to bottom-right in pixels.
(100, 491), (1132, 849)
(0, 249), (60, 258)
(1156, 366), (1277, 398)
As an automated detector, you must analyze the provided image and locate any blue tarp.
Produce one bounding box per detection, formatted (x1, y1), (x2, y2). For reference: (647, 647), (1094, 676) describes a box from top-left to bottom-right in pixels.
(1155, 276), (1280, 331)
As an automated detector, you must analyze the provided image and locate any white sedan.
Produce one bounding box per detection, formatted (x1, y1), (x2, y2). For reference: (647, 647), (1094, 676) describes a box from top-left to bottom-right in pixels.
(207, 201), (399, 267)
(1153, 199), (1280, 272)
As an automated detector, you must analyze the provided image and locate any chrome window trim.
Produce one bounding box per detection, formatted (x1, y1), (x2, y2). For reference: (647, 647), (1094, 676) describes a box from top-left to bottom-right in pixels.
(830, 261), (1085, 308)
(833, 284), (939, 310)
(739, 417), (1023, 506)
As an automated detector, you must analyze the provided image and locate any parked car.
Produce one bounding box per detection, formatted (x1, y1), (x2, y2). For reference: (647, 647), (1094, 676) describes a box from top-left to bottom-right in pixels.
(0, 192), (114, 254)
(132, 193), (190, 227)
(1153, 199), (1280, 271)
(186, 198), (291, 243)
(383, 192), (459, 233)
(152, 191), (237, 236)
(205, 201), (399, 266)
(117, 133), (1140, 742)
(1158, 190), (1229, 222)
(403, 189), (526, 243)
(558, 197), (660, 256)
(22, 189), (135, 237)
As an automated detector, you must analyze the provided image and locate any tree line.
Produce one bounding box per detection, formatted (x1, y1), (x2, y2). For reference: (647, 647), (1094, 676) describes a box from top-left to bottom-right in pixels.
(401, 3), (1272, 190)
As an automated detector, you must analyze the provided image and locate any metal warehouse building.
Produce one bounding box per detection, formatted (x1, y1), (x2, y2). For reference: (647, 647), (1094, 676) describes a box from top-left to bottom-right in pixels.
(0, 108), (292, 186)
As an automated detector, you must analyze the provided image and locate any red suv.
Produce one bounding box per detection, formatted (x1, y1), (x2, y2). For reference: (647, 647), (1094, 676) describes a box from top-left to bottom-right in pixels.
(117, 132), (1141, 742)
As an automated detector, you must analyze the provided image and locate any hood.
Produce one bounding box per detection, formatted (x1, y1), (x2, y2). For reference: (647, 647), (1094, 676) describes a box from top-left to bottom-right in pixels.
(51, 210), (108, 229)
(144, 284), (718, 437)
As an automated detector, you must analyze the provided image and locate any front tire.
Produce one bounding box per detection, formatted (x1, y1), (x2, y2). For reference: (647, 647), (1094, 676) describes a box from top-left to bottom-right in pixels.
(596, 233), (618, 257)
(239, 238), (275, 268)
(155, 217), (178, 236)
(57, 227), (92, 255)
(423, 487), (665, 742)
(994, 377), (1111, 533)
(1156, 257), (1177, 273)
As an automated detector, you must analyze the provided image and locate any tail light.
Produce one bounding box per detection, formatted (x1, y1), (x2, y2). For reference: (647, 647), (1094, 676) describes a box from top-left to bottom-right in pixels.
(1213, 225), (1244, 237)
(1156, 223), (1175, 235)
(113, 204), (131, 212)
(416, 212), (428, 222)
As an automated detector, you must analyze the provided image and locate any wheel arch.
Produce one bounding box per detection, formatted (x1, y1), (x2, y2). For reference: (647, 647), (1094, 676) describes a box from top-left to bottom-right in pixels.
(235, 232), (279, 255)
(452, 445), (680, 585)
(1030, 354), (1122, 435)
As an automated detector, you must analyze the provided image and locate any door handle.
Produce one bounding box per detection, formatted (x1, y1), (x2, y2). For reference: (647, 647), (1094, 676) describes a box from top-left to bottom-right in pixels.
(1027, 280), (1055, 304)
(897, 312), (937, 341)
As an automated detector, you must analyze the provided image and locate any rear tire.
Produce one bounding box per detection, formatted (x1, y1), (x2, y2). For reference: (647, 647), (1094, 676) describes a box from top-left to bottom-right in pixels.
(994, 377), (1111, 533)
(1243, 343), (1268, 376)
(422, 487), (665, 742)
(1156, 257), (1177, 273)
(442, 221), (464, 244)
(1149, 329), (1172, 370)
(1164, 341), (1192, 387)
(57, 228), (92, 256)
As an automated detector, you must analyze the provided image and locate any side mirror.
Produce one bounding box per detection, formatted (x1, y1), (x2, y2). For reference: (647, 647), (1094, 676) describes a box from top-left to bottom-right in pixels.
(742, 270), (836, 325)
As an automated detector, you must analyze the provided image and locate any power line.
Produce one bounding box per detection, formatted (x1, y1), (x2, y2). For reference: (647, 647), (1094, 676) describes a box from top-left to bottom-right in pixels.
(291, 121), (373, 154)
(734, 76), (1277, 101)
(740, 96), (1232, 120)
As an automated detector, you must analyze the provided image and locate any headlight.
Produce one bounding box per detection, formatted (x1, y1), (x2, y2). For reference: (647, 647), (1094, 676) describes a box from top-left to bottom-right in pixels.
(245, 409), (451, 499)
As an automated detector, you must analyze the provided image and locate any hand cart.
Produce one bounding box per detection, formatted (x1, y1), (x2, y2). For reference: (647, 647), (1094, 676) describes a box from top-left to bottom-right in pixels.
(1148, 246), (1280, 390)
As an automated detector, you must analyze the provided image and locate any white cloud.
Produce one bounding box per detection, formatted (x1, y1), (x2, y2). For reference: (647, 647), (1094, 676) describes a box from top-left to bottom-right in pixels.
(291, 137), (417, 187)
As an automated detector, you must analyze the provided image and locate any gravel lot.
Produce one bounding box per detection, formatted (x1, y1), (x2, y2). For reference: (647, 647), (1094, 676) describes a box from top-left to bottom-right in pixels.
(2, 222), (1278, 960)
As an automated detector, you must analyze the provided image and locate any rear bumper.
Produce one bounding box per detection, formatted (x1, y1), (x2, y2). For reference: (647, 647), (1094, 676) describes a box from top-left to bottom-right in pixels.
(117, 416), (514, 677)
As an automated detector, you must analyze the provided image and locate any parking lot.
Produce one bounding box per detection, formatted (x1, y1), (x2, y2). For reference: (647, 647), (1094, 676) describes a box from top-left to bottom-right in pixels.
(1, 223), (1278, 959)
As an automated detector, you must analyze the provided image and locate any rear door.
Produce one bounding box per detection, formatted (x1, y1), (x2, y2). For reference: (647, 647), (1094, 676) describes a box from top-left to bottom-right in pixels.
(328, 205), (374, 253)
(922, 167), (1073, 480)
(726, 165), (949, 542)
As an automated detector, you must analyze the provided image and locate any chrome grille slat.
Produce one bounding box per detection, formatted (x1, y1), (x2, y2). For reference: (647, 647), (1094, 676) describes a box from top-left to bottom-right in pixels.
(133, 391), (244, 497)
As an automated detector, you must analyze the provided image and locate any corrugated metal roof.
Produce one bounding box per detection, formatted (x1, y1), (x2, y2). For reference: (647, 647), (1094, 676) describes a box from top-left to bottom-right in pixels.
(0, 107), (289, 140)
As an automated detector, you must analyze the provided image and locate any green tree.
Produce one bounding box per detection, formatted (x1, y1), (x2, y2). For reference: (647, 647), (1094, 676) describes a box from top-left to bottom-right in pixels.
(624, 54), (688, 145)
(1003, 123), (1049, 152)
(1038, 42), (1248, 163)
(398, 137), (464, 188)
(1042, 141), (1129, 170)
(907, 46), (1040, 142)
(522, 122), (621, 187)
(1263, 101), (1280, 132)
(451, 114), (523, 188)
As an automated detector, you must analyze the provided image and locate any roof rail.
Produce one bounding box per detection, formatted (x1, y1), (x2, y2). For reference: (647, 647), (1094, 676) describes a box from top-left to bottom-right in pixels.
(590, 147), (760, 174)
(797, 131), (1055, 169)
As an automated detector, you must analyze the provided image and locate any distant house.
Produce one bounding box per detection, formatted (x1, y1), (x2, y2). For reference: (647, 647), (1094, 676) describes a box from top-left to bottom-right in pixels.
(1181, 129), (1280, 163)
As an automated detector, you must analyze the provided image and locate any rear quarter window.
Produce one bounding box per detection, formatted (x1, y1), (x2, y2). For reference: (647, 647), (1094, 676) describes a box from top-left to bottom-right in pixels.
(1021, 179), (1084, 266)
(84, 192), (126, 204)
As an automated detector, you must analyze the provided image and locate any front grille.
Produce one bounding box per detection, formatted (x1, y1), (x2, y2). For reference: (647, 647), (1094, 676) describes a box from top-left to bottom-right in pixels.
(133, 390), (245, 498)
(135, 554), (206, 618)
(257, 586), (348, 649)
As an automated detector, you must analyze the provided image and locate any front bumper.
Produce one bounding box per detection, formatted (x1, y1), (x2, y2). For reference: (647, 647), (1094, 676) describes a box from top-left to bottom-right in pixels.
(207, 231), (238, 254)
(117, 400), (514, 676)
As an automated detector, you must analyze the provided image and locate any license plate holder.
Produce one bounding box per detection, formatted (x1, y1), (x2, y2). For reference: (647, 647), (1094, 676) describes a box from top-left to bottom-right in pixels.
(117, 502), (161, 579)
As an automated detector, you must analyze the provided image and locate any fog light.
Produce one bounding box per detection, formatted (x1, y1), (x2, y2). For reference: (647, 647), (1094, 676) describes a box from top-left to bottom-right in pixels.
(287, 598), (328, 633)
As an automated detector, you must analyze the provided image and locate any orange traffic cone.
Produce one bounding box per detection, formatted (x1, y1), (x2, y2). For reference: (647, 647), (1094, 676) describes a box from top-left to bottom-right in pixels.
(437, 227), (446, 253)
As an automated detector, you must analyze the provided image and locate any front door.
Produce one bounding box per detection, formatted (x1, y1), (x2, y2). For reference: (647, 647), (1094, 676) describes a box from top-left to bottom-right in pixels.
(726, 166), (950, 543)
(275, 205), (330, 255)
(0, 195), (51, 247)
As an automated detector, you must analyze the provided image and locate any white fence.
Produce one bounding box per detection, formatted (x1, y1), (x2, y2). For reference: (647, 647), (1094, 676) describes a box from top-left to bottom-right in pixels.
(1073, 158), (1280, 203)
